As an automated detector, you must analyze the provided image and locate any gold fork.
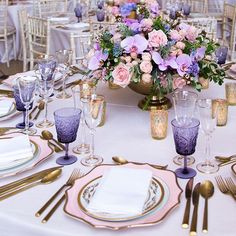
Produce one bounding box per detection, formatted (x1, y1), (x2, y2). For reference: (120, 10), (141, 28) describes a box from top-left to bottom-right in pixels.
(215, 176), (236, 200)
(36, 169), (83, 222)
(225, 177), (236, 200)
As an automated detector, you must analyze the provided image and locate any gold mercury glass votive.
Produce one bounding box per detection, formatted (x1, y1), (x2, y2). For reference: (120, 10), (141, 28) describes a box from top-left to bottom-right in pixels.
(91, 95), (106, 127)
(212, 99), (228, 126)
(198, 77), (209, 89)
(225, 82), (236, 105)
(150, 109), (168, 140)
(79, 80), (95, 100)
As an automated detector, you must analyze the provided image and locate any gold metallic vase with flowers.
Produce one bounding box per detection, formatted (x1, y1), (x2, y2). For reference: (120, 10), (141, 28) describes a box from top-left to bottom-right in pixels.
(87, 0), (225, 110)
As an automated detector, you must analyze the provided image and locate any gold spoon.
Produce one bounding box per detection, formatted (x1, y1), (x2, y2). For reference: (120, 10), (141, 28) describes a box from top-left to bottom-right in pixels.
(215, 155), (236, 162)
(33, 101), (45, 120)
(112, 156), (168, 170)
(41, 130), (65, 150)
(199, 180), (214, 233)
(40, 135), (62, 153)
(0, 169), (62, 201)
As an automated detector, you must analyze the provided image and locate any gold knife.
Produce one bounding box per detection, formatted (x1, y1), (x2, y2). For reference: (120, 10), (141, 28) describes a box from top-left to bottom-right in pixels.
(218, 159), (236, 167)
(190, 183), (201, 236)
(182, 178), (194, 228)
(0, 166), (62, 195)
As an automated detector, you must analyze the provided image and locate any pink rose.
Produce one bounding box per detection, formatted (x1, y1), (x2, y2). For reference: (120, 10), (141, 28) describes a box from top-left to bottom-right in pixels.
(111, 6), (120, 15)
(142, 74), (152, 83)
(173, 77), (187, 89)
(186, 26), (199, 42)
(140, 60), (153, 74)
(179, 29), (187, 39)
(142, 52), (151, 61)
(176, 42), (185, 50)
(148, 30), (168, 48)
(112, 63), (131, 88)
(169, 30), (182, 41)
(124, 56), (132, 63)
(140, 18), (153, 32)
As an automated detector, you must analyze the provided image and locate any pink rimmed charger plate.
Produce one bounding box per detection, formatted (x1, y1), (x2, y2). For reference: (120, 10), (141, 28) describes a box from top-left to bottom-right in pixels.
(0, 134), (54, 178)
(64, 163), (182, 230)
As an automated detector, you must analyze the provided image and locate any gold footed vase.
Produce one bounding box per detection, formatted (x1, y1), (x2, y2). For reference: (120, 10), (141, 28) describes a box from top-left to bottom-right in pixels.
(128, 81), (172, 111)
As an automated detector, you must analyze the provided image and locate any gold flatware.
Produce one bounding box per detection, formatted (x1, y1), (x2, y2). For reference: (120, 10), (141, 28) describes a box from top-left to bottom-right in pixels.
(41, 130), (65, 150)
(56, 80), (81, 92)
(0, 127), (20, 136)
(215, 176), (236, 200)
(112, 156), (168, 170)
(0, 169), (62, 201)
(33, 101), (45, 120)
(215, 155), (236, 162)
(0, 89), (13, 96)
(225, 177), (236, 199)
(190, 182), (200, 236)
(0, 166), (61, 195)
(182, 178), (194, 229)
(200, 180), (214, 233)
(29, 104), (39, 119)
(47, 141), (62, 153)
(218, 159), (236, 167)
(36, 169), (81, 218)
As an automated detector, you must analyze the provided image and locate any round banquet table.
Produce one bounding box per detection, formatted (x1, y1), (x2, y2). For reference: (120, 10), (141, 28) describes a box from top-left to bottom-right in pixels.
(0, 75), (235, 236)
(0, 4), (33, 63)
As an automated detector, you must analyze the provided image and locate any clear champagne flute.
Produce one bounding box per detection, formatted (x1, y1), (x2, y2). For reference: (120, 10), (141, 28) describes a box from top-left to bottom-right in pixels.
(17, 76), (37, 136)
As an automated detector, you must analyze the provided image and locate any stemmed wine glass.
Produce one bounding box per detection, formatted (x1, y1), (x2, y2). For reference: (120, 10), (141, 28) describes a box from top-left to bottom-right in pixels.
(171, 118), (200, 179)
(17, 76), (38, 136)
(215, 46), (228, 65)
(54, 108), (82, 165)
(81, 94), (104, 166)
(183, 4), (191, 18)
(196, 99), (219, 174)
(56, 50), (72, 99)
(36, 55), (57, 128)
(172, 90), (198, 165)
(13, 84), (33, 130)
(71, 85), (90, 154)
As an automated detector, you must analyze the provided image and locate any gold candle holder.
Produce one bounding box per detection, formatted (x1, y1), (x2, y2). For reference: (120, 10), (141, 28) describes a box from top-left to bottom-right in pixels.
(198, 77), (209, 89)
(79, 80), (95, 100)
(212, 99), (228, 126)
(150, 109), (168, 140)
(225, 82), (236, 105)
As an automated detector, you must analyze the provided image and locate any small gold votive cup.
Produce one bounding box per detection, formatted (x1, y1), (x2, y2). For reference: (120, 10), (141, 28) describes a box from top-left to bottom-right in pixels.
(150, 109), (168, 140)
(225, 82), (236, 105)
(91, 95), (106, 127)
(79, 80), (95, 100)
(198, 77), (209, 89)
(212, 99), (228, 126)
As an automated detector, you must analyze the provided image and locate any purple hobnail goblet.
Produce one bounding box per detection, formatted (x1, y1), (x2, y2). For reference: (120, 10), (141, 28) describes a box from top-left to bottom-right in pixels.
(171, 118), (200, 179)
(183, 4), (191, 17)
(13, 85), (33, 129)
(54, 108), (82, 165)
(97, 9), (105, 22)
(74, 4), (82, 22)
(215, 46), (228, 65)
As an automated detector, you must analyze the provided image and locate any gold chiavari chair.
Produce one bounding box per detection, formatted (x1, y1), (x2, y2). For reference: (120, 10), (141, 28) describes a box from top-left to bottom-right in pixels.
(27, 16), (51, 69)
(222, 2), (236, 60)
(0, 0), (16, 67)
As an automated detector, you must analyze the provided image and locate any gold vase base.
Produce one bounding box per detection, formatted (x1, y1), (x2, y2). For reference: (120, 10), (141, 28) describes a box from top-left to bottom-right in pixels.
(138, 96), (172, 111)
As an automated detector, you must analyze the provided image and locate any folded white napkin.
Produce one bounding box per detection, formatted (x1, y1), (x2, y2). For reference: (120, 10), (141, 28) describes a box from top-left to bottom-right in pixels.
(0, 136), (34, 166)
(0, 100), (14, 116)
(65, 23), (89, 29)
(4, 71), (36, 87)
(49, 17), (69, 22)
(87, 167), (152, 218)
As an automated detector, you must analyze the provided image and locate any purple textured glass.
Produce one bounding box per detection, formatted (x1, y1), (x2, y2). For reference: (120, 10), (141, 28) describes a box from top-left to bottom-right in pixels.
(97, 10), (105, 22)
(74, 4), (82, 22)
(183, 4), (191, 16)
(215, 46), (228, 65)
(54, 108), (82, 165)
(38, 59), (57, 81)
(171, 118), (200, 179)
(97, 0), (104, 9)
(13, 85), (33, 129)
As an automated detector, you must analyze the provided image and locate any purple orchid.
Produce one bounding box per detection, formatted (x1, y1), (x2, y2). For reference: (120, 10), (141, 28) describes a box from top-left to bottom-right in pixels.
(152, 51), (178, 71)
(88, 50), (108, 70)
(176, 54), (192, 76)
(195, 47), (206, 60)
(120, 34), (148, 54)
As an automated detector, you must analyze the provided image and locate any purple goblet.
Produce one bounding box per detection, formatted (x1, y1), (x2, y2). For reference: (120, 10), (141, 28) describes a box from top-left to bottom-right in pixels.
(74, 4), (82, 22)
(215, 46), (228, 65)
(13, 85), (33, 129)
(96, 9), (105, 22)
(54, 108), (82, 165)
(171, 118), (200, 179)
(183, 4), (191, 17)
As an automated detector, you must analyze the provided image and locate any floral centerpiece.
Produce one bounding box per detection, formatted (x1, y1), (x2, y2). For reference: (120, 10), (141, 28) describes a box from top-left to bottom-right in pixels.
(87, 2), (225, 110)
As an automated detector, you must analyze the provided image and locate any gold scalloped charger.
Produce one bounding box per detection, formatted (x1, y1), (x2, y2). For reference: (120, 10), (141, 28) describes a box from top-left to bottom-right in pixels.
(231, 163), (236, 176)
(64, 163), (182, 230)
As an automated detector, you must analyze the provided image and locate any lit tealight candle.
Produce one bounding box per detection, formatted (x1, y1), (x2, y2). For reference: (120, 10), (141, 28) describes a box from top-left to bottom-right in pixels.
(212, 99), (228, 126)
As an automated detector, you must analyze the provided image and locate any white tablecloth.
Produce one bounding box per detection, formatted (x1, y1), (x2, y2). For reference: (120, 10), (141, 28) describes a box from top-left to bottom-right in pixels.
(0, 4), (33, 63)
(0, 75), (235, 236)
